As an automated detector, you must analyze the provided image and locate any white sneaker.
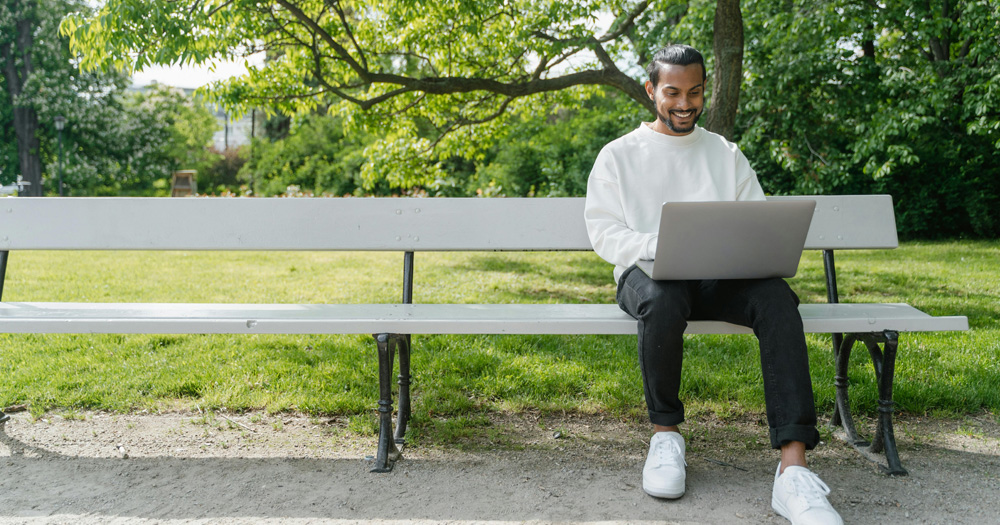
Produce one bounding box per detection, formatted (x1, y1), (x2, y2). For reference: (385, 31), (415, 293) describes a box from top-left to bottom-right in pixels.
(642, 431), (686, 499)
(772, 464), (844, 525)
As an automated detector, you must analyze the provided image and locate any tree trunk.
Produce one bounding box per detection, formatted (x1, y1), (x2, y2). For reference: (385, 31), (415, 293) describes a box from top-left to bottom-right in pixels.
(1, 0), (43, 196)
(705, 0), (744, 141)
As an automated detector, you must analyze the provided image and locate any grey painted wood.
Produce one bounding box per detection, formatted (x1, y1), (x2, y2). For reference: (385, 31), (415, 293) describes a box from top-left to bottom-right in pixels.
(0, 302), (968, 335)
(771, 195), (898, 249)
(0, 195), (895, 252)
(0, 197), (589, 251)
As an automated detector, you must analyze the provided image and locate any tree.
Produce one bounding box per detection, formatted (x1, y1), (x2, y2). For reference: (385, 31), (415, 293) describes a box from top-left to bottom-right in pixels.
(63, 0), (747, 187)
(2, 0), (224, 196)
(464, 88), (646, 197)
(239, 113), (374, 197)
(1, 0), (43, 195)
(132, 85), (219, 173)
(738, 0), (1000, 237)
(705, 0), (743, 139)
(2, 0), (148, 195)
(0, 72), (15, 184)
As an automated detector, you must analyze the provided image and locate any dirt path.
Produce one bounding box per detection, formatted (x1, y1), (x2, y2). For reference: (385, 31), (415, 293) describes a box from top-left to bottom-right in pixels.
(1, 411), (997, 524)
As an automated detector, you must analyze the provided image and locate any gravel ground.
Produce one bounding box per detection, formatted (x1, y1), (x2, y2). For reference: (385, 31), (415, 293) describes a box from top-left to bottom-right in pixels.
(1, 410), (998, 524)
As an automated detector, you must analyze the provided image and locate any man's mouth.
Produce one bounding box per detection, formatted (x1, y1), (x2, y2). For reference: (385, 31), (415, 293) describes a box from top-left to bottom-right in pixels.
(671, 110), (695, 119)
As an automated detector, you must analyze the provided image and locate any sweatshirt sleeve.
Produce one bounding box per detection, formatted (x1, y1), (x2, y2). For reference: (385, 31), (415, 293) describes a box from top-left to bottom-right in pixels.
(585, 149), (658, 267)
(735, 149), (766, 201)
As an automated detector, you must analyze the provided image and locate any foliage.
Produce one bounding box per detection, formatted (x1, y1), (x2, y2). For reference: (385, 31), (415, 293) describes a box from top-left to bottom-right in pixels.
(240, 87), (643, 198)
(463, 88), (645, 197)
(0, 74), (13, 184)
(1, 0), (221, 195)
(738, 0), (1000, 237)
(54, 84), (219, 195)
(2, 0), (73, 191)
(52, 0), (1000, 237)
(3, 0), (151, 194)
(124, 83), (220, 179)
(61, 0), (679, 190)
(198, 146), (247, 195)
(238, 113), (376, 196)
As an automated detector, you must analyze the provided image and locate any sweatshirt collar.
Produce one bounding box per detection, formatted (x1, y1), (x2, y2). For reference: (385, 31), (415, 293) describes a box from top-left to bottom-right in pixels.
(637, 122), (704, 147)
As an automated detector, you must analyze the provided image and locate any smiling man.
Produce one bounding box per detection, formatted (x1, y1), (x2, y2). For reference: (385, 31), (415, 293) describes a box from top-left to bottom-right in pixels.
(584, 45), (843, 525)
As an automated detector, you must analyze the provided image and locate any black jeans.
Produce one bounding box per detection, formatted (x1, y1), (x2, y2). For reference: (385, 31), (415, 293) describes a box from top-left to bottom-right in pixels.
(616, 265), (820, 449)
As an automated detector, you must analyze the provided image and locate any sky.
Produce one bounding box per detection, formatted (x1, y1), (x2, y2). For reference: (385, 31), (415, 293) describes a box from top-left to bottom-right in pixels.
(130, 55), (264, 90)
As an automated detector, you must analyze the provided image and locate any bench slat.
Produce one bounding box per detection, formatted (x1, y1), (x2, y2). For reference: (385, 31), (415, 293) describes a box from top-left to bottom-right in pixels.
(0, 198), (590, 251)
(770, 195), (898, 249)
(0, 302), (967, 335)
(0, 196), (896, 252)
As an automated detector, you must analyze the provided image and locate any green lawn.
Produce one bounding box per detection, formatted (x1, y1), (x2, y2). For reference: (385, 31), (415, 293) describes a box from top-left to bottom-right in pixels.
(1, 241), (997, 436)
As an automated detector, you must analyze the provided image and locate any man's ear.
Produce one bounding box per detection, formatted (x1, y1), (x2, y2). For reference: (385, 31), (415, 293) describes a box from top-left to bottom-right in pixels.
(644, 80), (654, 100)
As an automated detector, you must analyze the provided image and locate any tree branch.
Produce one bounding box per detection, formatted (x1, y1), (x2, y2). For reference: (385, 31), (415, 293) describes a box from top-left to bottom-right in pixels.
(419, 96), (516, 154)
(206, 0), (234, 18)
(330, 0), (368, 71)
(274, 0), (370, 80)
(803, 134), (829, 166)
(249, 3), (655, 120)
(598, 0), (649, 43)
(957, 37), (973, 59)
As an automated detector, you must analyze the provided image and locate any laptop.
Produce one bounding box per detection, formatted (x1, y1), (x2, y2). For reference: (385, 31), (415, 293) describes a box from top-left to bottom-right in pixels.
(635, 200), (816, 280)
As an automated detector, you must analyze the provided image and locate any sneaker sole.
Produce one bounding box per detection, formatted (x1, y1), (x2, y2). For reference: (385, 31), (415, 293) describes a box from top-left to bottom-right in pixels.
(643, 480), (685, 499)
(771, 495), (791, 521)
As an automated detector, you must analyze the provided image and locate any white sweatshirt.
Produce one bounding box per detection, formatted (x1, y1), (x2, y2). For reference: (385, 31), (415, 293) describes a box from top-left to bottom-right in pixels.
(585, 123), (766, 283)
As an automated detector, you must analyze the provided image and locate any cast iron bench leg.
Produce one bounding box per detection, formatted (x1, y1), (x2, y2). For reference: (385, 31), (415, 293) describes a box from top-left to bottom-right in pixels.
(1, 252), (8, 424)
(831, 330), (907, 475)
(394, 335), (412, 445)
(863, 330), (906, 475)
(832, 333), (865, 444)
(371, 333), (405, 472)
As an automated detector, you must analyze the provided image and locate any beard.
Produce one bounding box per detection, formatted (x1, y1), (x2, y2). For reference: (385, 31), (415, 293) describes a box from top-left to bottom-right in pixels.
(657, 106), (703, 135)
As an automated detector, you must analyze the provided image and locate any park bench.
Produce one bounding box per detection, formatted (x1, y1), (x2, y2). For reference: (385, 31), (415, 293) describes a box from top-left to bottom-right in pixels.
(0, 196), (968, 474)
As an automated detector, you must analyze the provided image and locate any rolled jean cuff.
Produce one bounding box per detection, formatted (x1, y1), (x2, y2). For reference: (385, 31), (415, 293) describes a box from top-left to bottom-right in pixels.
(769, 424), (821, 450)
(648, 409), (685, 428)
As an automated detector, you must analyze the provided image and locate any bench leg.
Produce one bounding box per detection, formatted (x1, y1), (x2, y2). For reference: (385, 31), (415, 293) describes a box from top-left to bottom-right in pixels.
(832, 334), (864, 445)
(394, 335), (412, 445)
(830, 330), (907, 476)
(864, 331), (906, 475)
(0, 411), (8, 424)
(829, 333), (844, 428)
(371, 333), (404, 473)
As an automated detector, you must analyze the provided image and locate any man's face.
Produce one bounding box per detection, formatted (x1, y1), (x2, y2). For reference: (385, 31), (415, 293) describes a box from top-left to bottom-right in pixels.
(644, 64), (705, 136)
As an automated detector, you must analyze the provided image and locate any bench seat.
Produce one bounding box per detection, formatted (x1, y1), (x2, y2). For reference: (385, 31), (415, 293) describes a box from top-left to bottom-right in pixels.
(0, 302), (968, 335)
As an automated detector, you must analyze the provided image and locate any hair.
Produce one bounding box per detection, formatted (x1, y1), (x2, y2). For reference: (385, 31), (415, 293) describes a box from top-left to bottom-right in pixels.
(645, 44), (707, 87)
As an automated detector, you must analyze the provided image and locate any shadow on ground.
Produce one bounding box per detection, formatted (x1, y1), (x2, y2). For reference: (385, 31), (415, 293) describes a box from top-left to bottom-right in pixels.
(1, 412), (997, 524)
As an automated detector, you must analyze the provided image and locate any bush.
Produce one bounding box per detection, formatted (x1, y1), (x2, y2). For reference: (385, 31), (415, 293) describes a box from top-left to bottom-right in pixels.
(461, 90), (644, 197)
(198, 146), (247, 195)
(239, 114), (374, 196)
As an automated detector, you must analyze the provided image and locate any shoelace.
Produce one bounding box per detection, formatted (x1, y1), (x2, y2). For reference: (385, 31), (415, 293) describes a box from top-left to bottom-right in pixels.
(652, 437), (687, 468)
(783, 468), (832, 508)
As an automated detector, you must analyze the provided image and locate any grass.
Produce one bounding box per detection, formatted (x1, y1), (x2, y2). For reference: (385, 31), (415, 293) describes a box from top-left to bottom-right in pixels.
(1, 242), (998, 437)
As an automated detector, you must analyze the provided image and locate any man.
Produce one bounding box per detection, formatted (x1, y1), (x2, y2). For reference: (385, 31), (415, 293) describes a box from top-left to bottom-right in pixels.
(584, 44), (843, 525)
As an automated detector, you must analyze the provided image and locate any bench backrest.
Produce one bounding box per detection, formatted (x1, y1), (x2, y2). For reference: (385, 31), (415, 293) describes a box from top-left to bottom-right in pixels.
(0, 195), (896, 252)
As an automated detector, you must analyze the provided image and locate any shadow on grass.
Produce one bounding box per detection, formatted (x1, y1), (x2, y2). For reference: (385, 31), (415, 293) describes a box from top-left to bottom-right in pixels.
(455, 253), (613, 290)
